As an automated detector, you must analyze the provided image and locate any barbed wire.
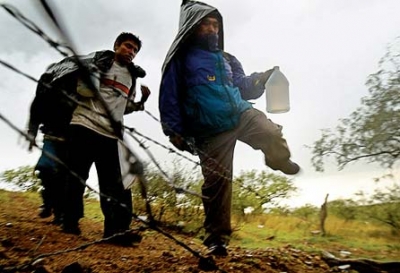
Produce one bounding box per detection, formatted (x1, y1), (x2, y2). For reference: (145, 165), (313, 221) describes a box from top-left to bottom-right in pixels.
(0, 0), (236, 220)
(0, 57), (205, 198)
(0, 109), (220, 271)
(124, 128), (206, 199)
(0, 2), (224, 271)
(1, 3), (72, 57)
(1, 0), (236, 186)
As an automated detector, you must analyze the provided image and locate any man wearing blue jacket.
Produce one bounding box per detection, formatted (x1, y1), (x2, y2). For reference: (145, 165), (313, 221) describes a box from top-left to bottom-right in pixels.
(159, 1), (300, 256)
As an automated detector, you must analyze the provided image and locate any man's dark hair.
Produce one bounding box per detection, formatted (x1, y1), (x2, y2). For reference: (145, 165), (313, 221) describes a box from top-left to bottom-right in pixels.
(114, 32), (142, 52)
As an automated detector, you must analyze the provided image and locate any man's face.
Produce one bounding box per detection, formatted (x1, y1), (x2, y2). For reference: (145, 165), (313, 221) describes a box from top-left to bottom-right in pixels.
(195, 17), (219, 37)
(114, 40), (139, 65)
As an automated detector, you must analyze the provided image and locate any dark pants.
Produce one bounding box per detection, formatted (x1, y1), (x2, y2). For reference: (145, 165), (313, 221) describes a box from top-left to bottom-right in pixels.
(36, 137), (67, 219)
(197, 108), (292, 246)
(64, 125), (132, 237)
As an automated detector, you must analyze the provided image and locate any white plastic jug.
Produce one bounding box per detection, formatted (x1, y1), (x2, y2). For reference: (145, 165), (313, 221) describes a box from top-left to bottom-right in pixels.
(265, 66), (290, 113)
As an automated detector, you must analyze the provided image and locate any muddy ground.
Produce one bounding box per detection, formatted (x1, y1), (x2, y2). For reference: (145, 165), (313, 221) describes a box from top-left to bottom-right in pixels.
(0, 190), (382, 273)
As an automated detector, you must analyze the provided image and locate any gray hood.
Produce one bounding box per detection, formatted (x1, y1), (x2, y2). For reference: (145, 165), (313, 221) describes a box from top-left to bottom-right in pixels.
(161, 0), (224, 72)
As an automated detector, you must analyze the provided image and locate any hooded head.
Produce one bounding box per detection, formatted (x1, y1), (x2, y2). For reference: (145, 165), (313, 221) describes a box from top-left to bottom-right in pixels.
(162, 1), (224, 72)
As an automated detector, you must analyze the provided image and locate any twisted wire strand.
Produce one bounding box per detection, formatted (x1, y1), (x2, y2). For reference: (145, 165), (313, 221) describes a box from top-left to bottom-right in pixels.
(0, 58), (205, 199)
(124, 128), (206, 199)
(1, 3), (71, 57)
(143, 110), (234, 180)
(1, 2), (235, 186)
(1, 1), (236, 194)
(0, 109), (210, 270)
(0, 111), (132, 216)
(0, 2), (219, 268)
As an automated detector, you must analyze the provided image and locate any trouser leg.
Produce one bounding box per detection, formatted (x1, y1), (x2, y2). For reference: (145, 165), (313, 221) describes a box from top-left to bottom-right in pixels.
(50, 140), (68, 221)
(51, 171), (67, 221)
(36, 139), (59, 215)
(39, 176), (53, 210)
(38, 173), (53, 218)
(95, 137), (132, 238)
(64, 126), (93, 225)
(237, 108), (292, 169)
(197, 131), (237, 246)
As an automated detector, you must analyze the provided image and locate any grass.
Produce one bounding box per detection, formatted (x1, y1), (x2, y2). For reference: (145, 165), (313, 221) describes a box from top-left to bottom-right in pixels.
(2, 189), (399, 261)
(230, 214), (400, 261)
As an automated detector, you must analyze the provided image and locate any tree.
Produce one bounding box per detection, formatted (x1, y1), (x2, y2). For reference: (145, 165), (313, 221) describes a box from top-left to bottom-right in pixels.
(0, 165), (41, 192)
(132, 162), (203, 224)
(328, 199), (360, 222)
(232, 170), (297, 218)
(355, 182), (400, 233)
(311, 39), (400, 172)
(291, 204), (319, 221)
(310, 39), (400, 237)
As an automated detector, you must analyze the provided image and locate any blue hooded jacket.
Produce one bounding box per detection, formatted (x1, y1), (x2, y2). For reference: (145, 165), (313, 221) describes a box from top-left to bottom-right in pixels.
(159, 1), (265, 138)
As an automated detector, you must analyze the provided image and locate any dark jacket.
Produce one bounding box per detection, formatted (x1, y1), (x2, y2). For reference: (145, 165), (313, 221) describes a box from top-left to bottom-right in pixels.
(28, 50), (145, 138)
(159, 1), (265, 137)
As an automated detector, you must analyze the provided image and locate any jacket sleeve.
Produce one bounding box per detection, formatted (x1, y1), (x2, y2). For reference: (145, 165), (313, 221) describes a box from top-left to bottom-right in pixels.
(27, 73), (52, 137)
(159, 58), (184, 136)
(27, 95), (42, 138)
(225, 52), (265, 100)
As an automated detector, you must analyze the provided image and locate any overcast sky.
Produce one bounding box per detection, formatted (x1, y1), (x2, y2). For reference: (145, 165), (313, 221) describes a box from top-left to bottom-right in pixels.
(0, 0), (399, 207)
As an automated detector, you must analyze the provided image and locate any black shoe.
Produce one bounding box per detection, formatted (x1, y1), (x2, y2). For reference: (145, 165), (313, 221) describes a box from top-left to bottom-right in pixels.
(38, 207), (52, 218)
(207, 243), (228, 257)
(52, 216), (64, 225)
(279, 160), (300, 175)
(61, 223), (81, 235)
(126, 232), (143, 243)
(265, 157), (300, 175)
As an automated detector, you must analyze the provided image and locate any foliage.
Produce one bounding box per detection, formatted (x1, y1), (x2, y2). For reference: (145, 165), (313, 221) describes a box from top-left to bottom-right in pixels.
(133, 166), (297, 231)
(311, 38), (400, 171)
(327, 199), (360, 222)
(291, 204), (319, 221)
(132, 162), (203, 225)
(232, 170), (297, 218)
(231, 212), (400, 259)
(355, 182), (400, 232)
(0, 165), (41, 192)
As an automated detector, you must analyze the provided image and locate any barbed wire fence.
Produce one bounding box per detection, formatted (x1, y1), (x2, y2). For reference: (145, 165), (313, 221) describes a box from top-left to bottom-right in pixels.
(0, 1), (236, 271)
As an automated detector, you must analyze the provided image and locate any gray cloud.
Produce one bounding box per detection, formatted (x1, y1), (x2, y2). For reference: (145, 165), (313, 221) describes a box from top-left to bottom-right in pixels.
(0, 0), (399, 205)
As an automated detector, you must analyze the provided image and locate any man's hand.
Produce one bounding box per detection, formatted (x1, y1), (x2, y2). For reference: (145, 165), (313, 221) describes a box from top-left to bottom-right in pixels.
(259, 68), (274, 86)
(169, 135), (185, 151)
(254, 68), (274, 88)
(140, 84), (151, 103)
(26, 130), (37, 152)
(132, 102), (145, 111)
(169, 135), (196, 154)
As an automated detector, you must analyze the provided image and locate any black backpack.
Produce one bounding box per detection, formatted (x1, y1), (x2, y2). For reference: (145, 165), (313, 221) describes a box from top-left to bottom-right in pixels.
(29, 71), (78, 137)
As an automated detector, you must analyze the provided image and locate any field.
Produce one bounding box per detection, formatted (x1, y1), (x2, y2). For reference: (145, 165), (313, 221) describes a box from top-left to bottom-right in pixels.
(0, 189), (399, 272)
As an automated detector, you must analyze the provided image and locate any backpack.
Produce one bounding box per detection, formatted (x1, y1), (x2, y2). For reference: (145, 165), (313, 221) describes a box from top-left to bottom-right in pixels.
(29, 71), (78, 137)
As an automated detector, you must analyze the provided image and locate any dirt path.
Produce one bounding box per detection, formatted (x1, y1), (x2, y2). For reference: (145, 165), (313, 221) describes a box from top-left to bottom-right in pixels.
(0, 191), (337, 272)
